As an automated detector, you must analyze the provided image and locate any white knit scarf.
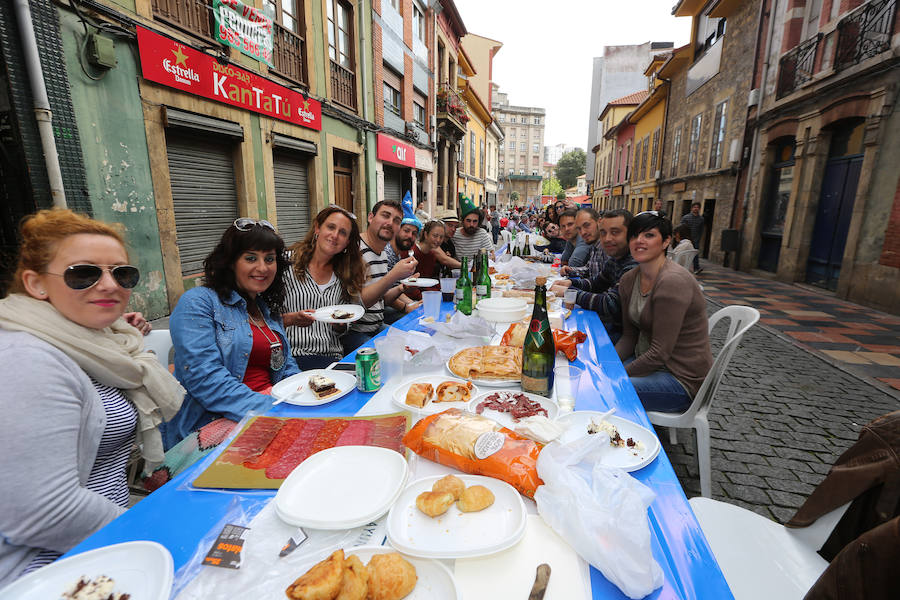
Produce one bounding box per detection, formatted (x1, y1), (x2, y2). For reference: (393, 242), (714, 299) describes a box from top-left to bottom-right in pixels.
(0, 294), (185, 466)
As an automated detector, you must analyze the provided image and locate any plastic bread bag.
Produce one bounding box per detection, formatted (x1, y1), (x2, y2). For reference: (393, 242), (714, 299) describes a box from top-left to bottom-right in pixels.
(534, 433), (663, 599)
(419, 310), (496, 339)
(174, 497), (388, 599)
(500, 323), (587, 361)
(402, 408), (543, 498)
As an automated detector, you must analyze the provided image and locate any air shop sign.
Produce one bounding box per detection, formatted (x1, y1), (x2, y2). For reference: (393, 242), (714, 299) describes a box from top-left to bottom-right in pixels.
(137, 26), (321, 131)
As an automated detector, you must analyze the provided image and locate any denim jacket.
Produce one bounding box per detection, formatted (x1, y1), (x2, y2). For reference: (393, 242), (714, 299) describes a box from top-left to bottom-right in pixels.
(162, 286), (300, 448)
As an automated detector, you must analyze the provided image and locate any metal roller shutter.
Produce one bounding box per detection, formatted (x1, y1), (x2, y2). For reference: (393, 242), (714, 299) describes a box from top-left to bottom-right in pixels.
(166, 133), (238, 276)
(383, 166), (403, 203)
(273, 150), (311, 247)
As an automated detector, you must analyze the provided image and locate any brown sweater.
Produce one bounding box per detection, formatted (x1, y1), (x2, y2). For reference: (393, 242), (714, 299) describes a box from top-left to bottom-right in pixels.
(616, 260), (712, 397)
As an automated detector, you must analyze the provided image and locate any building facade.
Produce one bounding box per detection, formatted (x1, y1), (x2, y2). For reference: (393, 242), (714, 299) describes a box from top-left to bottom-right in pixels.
(494, 88), (545, 206)
(433, 0), (467, 211)
(485, 120), (504, 207)
(593, 91), (647, 209)
(626, 53), (671, 214)
(738, 0), (900, 313)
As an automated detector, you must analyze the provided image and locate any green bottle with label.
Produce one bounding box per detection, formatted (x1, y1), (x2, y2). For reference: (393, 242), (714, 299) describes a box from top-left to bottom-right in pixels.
(521, 276), (555, 396)
(476, 250), (491, 303)
(456, 256), (473, 315)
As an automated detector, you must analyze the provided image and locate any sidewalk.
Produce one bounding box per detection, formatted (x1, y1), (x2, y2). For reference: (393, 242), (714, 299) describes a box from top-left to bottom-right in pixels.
(696, 261), (900, 398)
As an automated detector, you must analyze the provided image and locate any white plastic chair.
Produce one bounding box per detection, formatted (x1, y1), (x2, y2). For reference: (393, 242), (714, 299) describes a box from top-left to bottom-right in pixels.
(142, 329), (173, 367)
(646, 305), (760, 497)
(671, 247), (698, 269)
(689, 496), (850, 600)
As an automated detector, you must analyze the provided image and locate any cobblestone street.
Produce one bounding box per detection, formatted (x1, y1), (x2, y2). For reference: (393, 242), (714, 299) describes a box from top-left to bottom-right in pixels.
(663, 266), (900, 522)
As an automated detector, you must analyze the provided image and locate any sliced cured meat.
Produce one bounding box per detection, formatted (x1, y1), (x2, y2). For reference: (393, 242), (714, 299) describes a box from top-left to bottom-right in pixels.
(335, 420), (375, 446)
(218, 416), (284, 465)
(476, 392), (547, 422)
(265, 419), (326, 479)
(244, 419), (305, 470)
(309, 419), (351, 455)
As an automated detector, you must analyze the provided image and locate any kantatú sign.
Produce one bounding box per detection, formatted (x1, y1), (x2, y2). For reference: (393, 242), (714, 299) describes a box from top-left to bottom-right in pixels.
(137, 26), (321, 131)
(214, 0), (274, 67)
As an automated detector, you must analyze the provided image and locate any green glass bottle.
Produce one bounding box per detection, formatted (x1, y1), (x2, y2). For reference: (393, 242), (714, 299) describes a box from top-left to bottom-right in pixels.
(456, 256), (473, 315)
(476, 250), (491, 303)
(521, 276), (555, 396)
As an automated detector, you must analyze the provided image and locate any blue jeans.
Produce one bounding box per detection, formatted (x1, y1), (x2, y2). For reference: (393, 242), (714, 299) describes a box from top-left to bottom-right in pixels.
(624, 358), (692, 413)
(341, 327), (381, 356)
(692, 239), (701, 271)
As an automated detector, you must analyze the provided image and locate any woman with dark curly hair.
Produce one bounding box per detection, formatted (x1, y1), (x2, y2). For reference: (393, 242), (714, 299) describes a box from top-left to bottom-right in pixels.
(282, 205), (366, 370)
(158, 219), (300, 467)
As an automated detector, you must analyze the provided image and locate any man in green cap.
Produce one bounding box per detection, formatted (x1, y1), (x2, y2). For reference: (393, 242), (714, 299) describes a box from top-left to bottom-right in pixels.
(453, 193), (494, 264)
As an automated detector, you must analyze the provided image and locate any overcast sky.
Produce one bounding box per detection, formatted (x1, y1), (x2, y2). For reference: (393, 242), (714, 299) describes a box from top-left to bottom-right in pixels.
(452, 0), (692, 149)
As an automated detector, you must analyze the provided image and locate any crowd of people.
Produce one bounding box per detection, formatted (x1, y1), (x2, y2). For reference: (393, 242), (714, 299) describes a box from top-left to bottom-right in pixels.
(0, 192), (711, 586)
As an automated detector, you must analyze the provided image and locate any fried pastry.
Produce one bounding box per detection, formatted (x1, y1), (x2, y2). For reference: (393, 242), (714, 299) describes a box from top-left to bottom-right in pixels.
(415, 490), (455, 517)
(366, 553), (417, 600)
(431, 474), (466, 500)
(286, 549), (344, 600)
(457, 485), (495, 512)
(335, 555), (369, 600)
(405, 383), (434, 408)
(434, 380), (473, 403)
(448, 346), (522, 380)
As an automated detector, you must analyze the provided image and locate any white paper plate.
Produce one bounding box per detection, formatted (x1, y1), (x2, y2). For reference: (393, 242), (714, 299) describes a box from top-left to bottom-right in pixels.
(271, 369), (357, 406)
(401, 277), (439, 287)
(391, 376), (480, 416)
(333, 546), (462, 600)
(275, 446), (409, 529)
(444, 361), (520, 387)
(387, 475), (527, 559)
(468, 390), (558, 429)
(311, 303), (365, 324)
(555, 412), (661, 472)
(0, 541), (173, 600)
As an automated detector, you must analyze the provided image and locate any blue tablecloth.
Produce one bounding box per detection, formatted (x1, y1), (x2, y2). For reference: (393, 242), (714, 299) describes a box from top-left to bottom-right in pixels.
(66, 303), (733, 599)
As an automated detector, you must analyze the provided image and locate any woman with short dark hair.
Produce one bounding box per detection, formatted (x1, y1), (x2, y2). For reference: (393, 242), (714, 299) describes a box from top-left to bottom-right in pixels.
(616, 211), (712, 412)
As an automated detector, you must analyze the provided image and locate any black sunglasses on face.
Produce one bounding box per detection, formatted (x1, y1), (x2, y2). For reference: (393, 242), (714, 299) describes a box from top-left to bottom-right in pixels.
(46, 264), (141, 290)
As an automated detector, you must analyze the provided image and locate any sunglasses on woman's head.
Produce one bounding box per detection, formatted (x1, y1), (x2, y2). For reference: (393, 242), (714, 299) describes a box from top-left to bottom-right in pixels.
(327, 204), (357, 220)
(234, 218), (277, 232)
(46, 264), (141, 290)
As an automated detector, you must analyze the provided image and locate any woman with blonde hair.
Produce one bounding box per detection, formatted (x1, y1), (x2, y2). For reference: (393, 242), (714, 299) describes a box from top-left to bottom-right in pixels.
(0, 209), (184, 586)
(282, 205), (366, 370)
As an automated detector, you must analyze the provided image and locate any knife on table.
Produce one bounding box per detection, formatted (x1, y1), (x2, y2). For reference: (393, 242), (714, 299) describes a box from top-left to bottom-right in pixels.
(528, 563), (551, 600)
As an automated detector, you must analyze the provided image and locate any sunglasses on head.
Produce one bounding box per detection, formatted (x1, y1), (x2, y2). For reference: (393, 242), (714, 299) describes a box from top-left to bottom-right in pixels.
(234, 218), (277, 232)
(46, 264), (141, 290)
(637, 210), (661, 217)
(327, 204), (357, 220)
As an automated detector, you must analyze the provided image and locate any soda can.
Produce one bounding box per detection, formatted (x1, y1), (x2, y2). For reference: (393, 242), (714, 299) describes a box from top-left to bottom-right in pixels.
(355, 348), (381, 391)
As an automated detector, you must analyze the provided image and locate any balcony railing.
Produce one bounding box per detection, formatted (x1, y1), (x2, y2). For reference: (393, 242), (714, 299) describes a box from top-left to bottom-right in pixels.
(436, 83), (468, 124)
(152, 0), (214, 40)
(330, 60), (357, 111)
(776, 34), (821, 99)
(272, 23), (306, 85)
(835, 0), (897, 70)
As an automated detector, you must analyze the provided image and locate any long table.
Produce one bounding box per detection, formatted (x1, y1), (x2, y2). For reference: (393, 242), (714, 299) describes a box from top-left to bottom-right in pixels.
(66, 303), (733, 599)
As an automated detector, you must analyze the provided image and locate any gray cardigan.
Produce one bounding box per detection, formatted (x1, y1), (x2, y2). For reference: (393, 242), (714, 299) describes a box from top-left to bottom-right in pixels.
(0, 330), (125, 586)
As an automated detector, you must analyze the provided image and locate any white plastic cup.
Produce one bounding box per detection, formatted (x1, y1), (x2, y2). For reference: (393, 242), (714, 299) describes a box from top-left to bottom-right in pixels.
(563, 289), (577, 310)
(422, 290), (441, 322)
(440, 277), (456, 302)
(554, 365), (583, 413)
(373, 338), (403, 385)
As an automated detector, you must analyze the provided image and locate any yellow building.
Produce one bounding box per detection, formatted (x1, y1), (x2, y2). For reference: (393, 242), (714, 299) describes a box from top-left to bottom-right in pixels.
(456, 46), (492, 206)
(626, 53), (671, 214)
(593, 92), (646, 210)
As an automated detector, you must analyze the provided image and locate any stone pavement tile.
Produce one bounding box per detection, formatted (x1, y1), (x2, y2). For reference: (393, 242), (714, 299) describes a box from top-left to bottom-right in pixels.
(858, 352), (900, 366)
(767, 489), (807, 508)
(863, 344), (900, 353)
(765, 477), (816, 496)
(783, 310), (833, 318)
(820, 350), (873, 364)
(878, 378), (900, 391)
(787, 331), (858, 344)
(771, 506), (798, 523)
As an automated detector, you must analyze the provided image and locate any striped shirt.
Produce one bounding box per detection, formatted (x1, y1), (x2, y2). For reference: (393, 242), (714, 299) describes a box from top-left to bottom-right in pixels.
(22, 378), (136, 575)
(352, 238), (390, 333)
(283, 265), (355, 359)
(452, 228), (494, 265)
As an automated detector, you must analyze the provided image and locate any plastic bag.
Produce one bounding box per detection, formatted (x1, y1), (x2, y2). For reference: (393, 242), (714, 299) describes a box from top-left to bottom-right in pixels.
(500, 323), (587, 361)
(402, 408), (543, 498)
(534, 433), (663, 599)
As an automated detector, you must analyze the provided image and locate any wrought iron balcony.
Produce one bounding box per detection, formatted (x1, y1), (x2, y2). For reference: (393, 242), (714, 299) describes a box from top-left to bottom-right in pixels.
(330, 60), (357, 111)
(776, 34), (822, 99)
(436, 83), (468, 141)
(272, 23), (307, 86)
(152, 0), (215, 41)
(835, 0), (897, 70)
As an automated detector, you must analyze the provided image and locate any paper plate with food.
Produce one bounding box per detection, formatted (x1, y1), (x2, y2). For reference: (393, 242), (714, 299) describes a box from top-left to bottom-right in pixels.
(555, 411), (661, 472)
(0, 541), (173, 600)
(271, 369), (357, 406)
(446, 345), (522, 386)
(467, 390), (558, 430)
(285, 545), (460, 600)
(386, 474), (526, 559)
(312, 303), (365, 324)
(392, 376), (479, 415)
(400, 277), (439, 287)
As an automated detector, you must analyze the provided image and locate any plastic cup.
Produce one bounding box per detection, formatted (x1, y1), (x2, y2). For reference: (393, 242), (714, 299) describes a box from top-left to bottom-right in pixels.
(422, 290), (441, 322)
(564, 289), (577, 310)
(373, 338), (403, 385)
(440, 277), (456, 302)
(554, 365), (583, 413)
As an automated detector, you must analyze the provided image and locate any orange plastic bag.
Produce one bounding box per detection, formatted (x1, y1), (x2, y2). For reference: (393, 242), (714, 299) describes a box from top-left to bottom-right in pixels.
(500, 324), (587, 361)
(402, 408), (543, 498)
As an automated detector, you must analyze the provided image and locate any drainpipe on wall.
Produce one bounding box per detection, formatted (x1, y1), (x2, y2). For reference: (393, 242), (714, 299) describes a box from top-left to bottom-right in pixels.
(357, 0), (370, 124)
(14, 0), (67, 208)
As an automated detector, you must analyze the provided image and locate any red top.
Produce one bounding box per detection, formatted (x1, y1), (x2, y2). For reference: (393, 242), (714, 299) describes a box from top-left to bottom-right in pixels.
(243, 322), (275, 392)
(405, 244), (440, 301)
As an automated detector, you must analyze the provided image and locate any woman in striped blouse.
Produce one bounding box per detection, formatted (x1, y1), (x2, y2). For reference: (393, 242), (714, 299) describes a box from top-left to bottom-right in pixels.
(283, 205), (366, 370)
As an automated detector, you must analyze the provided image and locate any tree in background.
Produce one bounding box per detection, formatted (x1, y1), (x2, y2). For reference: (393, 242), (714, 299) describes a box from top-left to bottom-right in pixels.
(556, 149), (586, 188)
(510, 191), (520, 204)
(542, 177), (563, 198)
(556, 190), (566, 201)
